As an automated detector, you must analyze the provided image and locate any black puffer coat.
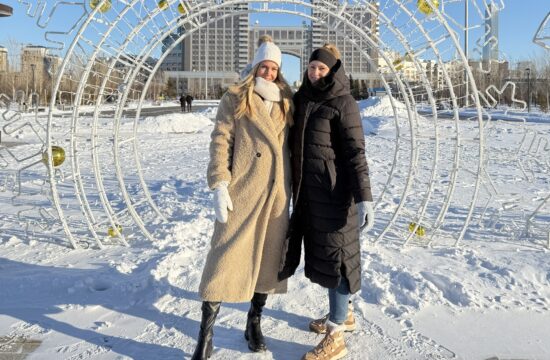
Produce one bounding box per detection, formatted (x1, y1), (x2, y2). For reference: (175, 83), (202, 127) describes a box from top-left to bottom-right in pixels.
(278, 60), (372, 294)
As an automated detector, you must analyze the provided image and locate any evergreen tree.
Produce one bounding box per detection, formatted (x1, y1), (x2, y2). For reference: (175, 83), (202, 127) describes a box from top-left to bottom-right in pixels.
(164, 78), (177, 98)
(537, 91), (548, 112)
(349, 74), (360, 99)
(353, 79), (361, 99)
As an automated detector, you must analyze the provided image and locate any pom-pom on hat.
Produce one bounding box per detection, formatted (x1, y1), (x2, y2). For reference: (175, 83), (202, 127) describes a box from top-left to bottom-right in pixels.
(251, 41), (282, 69)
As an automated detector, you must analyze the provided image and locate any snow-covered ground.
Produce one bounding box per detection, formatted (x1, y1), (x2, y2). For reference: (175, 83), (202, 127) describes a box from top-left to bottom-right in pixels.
(1, 97), (550, 359)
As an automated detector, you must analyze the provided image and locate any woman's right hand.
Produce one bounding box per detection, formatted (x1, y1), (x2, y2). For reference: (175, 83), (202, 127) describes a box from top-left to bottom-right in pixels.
(213, 182), (233, 223)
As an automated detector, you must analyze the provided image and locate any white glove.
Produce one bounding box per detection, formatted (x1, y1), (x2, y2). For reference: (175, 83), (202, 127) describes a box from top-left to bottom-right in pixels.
(213, 182), (233, 223)
(357, 201), (374, 232)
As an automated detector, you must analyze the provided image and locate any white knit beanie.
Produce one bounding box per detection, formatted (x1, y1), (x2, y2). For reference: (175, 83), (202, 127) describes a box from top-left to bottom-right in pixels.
(251, 41), (282, 68)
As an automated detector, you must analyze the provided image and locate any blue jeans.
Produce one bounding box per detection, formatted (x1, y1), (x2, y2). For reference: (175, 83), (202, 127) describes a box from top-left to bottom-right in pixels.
(328, 277), (351, 324)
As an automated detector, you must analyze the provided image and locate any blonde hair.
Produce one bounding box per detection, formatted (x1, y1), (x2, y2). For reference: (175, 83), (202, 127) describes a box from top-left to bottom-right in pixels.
(322, 43), (341, 60)
(229, 63), (293, 124)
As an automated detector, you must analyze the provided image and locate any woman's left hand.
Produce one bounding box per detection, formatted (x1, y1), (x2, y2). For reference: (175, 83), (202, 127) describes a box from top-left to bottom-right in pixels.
(357, 201), (374, 232)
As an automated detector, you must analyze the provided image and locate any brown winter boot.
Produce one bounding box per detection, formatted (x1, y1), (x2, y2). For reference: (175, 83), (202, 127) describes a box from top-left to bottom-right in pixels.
(302, 329), (348, 360)
(309, 302), (356, 334)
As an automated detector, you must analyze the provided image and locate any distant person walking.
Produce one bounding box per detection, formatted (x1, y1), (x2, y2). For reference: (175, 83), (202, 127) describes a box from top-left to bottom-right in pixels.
(190, 38), (294, 359)
(185, 94), (194, 112)
(179, 94), (186, 112)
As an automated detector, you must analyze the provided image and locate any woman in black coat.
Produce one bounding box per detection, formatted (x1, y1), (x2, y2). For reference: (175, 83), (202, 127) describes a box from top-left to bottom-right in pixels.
(279, 44), (374, 360)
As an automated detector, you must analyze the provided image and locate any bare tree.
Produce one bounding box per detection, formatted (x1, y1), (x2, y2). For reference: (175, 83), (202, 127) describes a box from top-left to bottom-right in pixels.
(0, 37), (23, 100)
(530, 50), (550, 112)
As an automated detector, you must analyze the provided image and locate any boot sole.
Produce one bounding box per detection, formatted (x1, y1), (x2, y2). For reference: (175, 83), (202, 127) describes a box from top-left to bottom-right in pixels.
(333, 347), (348, 359)
(190, 341), (213, 359)
(301, 347), (348, 360)
(244, 331), (267, 352)
(309, 323), (357, 334)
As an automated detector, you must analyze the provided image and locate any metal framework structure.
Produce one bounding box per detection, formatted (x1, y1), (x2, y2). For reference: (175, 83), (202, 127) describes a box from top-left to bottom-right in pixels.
(533, 12), (550, 51)
(0, 0), (548, 249)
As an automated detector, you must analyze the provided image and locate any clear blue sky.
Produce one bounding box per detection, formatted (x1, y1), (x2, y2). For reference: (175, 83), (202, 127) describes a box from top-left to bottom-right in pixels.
(1, 0), (548, 84)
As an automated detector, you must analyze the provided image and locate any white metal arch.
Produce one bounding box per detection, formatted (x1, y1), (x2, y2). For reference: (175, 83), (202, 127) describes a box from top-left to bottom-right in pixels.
(4, 0), (545, 250)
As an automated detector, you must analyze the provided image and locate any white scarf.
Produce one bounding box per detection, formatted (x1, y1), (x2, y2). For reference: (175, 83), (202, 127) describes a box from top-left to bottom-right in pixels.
(254, 77), (281, 115)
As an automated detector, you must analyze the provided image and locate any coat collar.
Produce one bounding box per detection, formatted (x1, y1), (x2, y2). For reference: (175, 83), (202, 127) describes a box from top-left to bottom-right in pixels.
(297, 60), (350, 102)
(248, 92), (285, 142)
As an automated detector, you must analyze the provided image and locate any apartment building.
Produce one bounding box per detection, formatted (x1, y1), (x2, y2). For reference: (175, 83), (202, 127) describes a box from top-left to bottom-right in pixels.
(161, 1), (380, 97)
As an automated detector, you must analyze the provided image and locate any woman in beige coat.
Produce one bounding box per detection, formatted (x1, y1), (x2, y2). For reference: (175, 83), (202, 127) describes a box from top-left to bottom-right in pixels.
(191, 38), (293, 360)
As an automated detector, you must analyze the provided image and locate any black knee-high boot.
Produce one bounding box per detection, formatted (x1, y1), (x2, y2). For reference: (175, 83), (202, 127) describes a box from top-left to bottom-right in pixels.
(191, 301), (221, 360)
(244, 292), (268, 352)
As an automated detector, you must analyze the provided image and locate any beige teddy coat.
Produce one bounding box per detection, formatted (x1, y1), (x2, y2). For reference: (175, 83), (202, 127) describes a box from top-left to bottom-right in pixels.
(199, 89), (292, 302)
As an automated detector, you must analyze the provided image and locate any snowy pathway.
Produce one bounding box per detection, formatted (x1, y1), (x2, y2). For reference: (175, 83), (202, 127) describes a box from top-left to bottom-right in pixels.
(1, 106), (550, 359)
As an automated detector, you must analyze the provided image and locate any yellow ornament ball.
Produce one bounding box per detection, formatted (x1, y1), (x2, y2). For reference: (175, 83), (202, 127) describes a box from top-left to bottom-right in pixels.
(392, 58), (404, 71)
(42, 146), (66, 167)
(90, 0), (112, 13)
(408, 222), (426, 236)
(417, 0), (439, 16)
(158, 0), (169, 10)
(177, 3), (186, 14)
(108, 224), (123, 237)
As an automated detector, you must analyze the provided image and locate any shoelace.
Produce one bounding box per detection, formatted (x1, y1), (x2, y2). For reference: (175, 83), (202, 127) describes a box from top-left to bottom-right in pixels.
(313, 336), (335, 356)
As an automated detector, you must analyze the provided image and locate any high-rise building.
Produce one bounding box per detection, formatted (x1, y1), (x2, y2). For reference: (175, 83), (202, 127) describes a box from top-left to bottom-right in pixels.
(482, 3), (499, 62)
(21, 45), (62, 81)
(248, 25), (311, 78)
(310, 0), (379, 88)
(0, 46), (8, 72)
(161, 1), (380, 98)
(159, 27), (185, 72)
(21, 45), (48, 94)
(182, 2), (249, 97)
(160, 3), (248, 97)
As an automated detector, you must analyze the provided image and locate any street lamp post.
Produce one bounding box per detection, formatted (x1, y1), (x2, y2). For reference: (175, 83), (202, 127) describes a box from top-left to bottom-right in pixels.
(205, 19), (209, 100)
(30, 63), (36, 108)
(526, 67), (531, 112)
(0, 3), (12, 142)
(464, 0), (469, 108)
(69, 74), (74, 106)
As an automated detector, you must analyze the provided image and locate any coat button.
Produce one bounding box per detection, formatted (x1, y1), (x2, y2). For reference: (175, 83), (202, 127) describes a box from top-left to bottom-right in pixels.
(256, 152), (261, 157)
